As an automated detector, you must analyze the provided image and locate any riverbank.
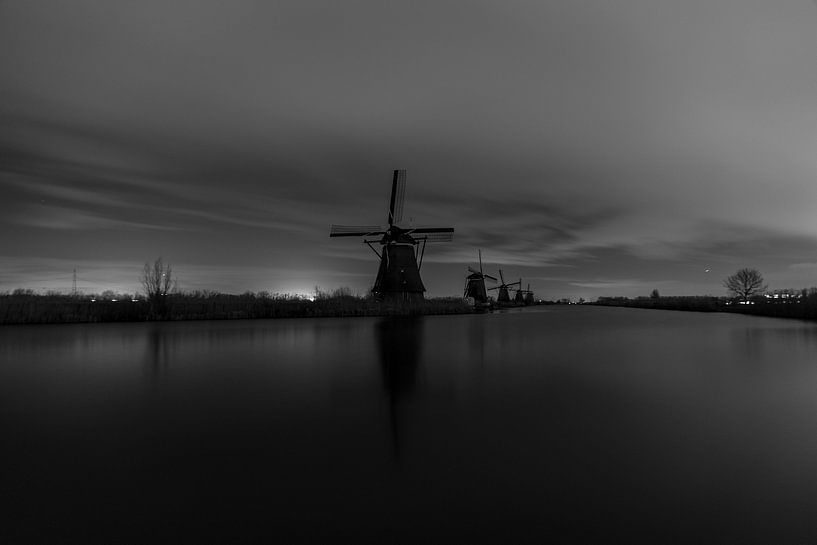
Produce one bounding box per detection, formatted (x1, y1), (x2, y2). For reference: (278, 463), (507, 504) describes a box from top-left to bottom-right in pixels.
(0, 292), (473, 325)
(592, 292), (817, 320)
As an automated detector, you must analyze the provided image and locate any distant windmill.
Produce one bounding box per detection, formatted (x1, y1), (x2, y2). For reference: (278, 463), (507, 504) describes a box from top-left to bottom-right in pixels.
(488, 269), (520, 303)
(329, 170), (454, 301)
(523, 283), (535, 305)
(463, 250), (497, 305)
(514, 278), (525, 304)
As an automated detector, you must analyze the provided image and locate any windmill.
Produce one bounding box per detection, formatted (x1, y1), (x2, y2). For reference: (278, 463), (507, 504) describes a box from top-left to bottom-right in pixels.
(514, 278), (525, 304)
(329, 170), (454, 301)
(463, 250), (497, 305)
(488, 269), (521, 304)
(523, 283), (535, 305)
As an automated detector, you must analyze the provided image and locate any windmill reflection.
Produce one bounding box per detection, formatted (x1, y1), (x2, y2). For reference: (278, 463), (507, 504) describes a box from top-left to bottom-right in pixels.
(144, 325), (171, 386)
(376, 317), (423, 460)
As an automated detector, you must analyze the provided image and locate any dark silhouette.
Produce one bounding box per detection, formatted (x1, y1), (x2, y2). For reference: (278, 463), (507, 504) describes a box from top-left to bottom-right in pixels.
(523, 283), (535, 305)
(724, 267), (767, 302)
(515, 278), (526, 304)
(0, 289), (472, 324)
(488, 269), (521, 303)
(593, 289), (817, 321)
(463, 250), (497, 306)
(329, 169), (454, 302)
(140, 257), (176, 318)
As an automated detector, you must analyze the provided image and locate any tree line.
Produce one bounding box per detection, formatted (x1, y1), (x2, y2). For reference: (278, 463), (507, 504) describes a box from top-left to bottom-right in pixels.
(597, 267), (817, 320)
(0, 258), (472, 324)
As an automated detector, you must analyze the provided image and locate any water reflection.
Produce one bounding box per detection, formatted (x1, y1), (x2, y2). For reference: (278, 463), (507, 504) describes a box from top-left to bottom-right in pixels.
(376, 317), (423, 459)
(730, 323), (817, 368)
(145, 325), (171, 385)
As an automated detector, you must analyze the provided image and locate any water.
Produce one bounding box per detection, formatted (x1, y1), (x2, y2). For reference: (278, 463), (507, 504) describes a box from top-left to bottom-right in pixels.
(2, 306), (817, 544)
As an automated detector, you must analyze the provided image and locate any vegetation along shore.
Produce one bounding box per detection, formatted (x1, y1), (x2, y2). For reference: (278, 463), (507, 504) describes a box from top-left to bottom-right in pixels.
(594, 267), (817, 323)
(0, 288), (473, 325)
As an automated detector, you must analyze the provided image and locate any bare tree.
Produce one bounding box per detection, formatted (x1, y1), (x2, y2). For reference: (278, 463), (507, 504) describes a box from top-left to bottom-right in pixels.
(724, 268), (767, 301)
(140, 258), (176, 317)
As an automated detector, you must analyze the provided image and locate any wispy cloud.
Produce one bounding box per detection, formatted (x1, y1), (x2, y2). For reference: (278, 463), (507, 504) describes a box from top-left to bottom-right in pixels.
(11, 204), (186, 231)
(569, 279), (645, 290)
(789, 262), (817, 271)
(1, 132), (331, 234)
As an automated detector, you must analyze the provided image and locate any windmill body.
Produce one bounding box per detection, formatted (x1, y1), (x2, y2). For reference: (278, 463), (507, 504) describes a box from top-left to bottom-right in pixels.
(330, 170), (454, 301)
(463, 250), (497, 305)
(372, 237), (425, 296)
(464, 271), (489, 303)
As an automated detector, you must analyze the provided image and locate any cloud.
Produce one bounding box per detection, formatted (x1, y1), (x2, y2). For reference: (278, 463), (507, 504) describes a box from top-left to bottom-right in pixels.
(10, 204), (185, 232)
(789, 263), (817, 271)
(569, 279), (645, 290)
(1, 121), (339, 236)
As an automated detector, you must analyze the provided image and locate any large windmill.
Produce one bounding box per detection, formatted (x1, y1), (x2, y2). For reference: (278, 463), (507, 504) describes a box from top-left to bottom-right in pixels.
(329, 170), (454, 301)
(463, 250), (497, 305)
(488, 269), (521, 303)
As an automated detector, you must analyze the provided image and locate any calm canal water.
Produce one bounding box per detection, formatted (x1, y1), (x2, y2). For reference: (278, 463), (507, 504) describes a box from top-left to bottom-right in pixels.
(3, 306), (817, 544)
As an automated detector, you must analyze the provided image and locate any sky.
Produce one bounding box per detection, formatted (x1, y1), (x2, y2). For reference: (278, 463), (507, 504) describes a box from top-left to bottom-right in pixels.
(2, 0), (817, 300)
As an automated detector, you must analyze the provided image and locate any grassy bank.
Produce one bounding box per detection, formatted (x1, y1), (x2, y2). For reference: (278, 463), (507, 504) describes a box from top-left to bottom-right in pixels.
(0, 291), (473, 325)
(593, 290), (817, 320)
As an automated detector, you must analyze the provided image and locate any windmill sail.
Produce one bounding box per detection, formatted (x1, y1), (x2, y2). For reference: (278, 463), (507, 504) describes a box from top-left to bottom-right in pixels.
(409, 227), (454, 234)
(415, 232), (453, 243)
(330, 225), (386, 237)
(388, 169), (406, 226)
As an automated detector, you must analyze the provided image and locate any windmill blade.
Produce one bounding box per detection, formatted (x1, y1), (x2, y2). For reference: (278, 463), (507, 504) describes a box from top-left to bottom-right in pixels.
(484, 274), (498, 282)
(388, 169), (406, 225)
(409, 227), (454, 234)
(499, 269), (505, 285)
(330, 224), (386, 237)
(417, 232), (453, 243)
